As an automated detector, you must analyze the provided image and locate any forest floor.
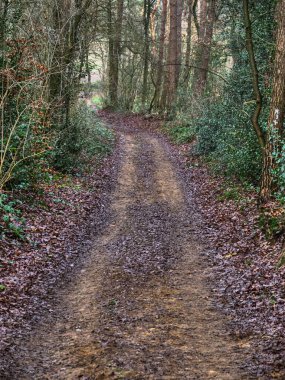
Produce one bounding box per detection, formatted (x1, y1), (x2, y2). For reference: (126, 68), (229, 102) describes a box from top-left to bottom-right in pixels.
(1, 112), (285, 379)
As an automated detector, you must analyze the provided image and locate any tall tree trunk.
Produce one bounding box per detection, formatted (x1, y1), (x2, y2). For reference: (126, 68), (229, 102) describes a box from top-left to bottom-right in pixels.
(243, 0), (265, 149)
(260, 0), (285, 201)
(0, 0), (9, 98)
(150, 3), (158, 58)
(49, 0), (65, 125)
(0, 0), (9, 67)
(175, 0), (183, 88)
(162, 0), (177, 110)
(108, 0), (124, 109)
(142, 0), (152, 108)
(192, 0), (215, 97)
(63, 0), (92, 126)
(243, 0), (267, 201)
(108, 0), (115, 106)
(152, 0), (167, 111)
(49, 0), (92, 126)
(184, 0), (193, 84)
(161, 0), (183, 111)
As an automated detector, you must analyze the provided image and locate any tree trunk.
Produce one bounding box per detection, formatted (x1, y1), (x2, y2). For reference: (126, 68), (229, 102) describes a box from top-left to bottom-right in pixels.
(163, 0), (177, 110)
(0, 0), (9, 67)
(260, 0), (285, 201)
(63, 0), (92, 127)
(108, 0), (124, 109)
(0, 0), (9, 97)
(176, 0), (183, 88)
(49, 0), (65, 125)
(142, 0), (152, 108)
(184, 0), (193, 84)
(161, 0), (183, 111)
(152, 0), (167, 111)
(243, 0), (265, 149)
(192, 0), (215, 97)
(108, 0), (115, 106)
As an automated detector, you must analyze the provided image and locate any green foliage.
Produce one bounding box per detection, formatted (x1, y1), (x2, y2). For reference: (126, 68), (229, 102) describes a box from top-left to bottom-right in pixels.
(0, 35), (52, 190)
(258, 207), (285, 240)
(7, 155), (51, 191)
(193, 99), (262, 184)
(163, 119), (196, 145)
(0, 193), (26, 240)
(218, 186), (241, 202)
(91, 95), (104, 108)
(54, 104), (114, 173)
(170, 1), (274, 188)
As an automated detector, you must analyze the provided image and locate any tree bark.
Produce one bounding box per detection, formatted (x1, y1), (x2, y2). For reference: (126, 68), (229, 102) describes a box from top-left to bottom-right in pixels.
(108, 0), (115, 105)
(161, 0), (183, 111)
(152, 0), (167, 111)
(184, 0), (193, 84)
(192, 0), (215, 97)
(0, 0), (9, 65)
(0, 0), (10, 96)
(260, 0), (285, 201)
(49, 0), (66, 124)
(176, 0), (183, 88)
(108, 0), (124, 109)
(63, 0), (92, 126)
(142, 0), (152, 108)
(243, 0), (265, 149)
(49, 0), (92, 126)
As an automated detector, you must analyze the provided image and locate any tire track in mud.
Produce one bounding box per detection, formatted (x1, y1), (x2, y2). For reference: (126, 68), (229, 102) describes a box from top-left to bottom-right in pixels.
(5, 132), (253, 379)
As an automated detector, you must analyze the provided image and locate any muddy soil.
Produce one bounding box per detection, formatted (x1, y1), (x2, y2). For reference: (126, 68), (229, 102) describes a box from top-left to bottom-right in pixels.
(2, 130), (254, 379)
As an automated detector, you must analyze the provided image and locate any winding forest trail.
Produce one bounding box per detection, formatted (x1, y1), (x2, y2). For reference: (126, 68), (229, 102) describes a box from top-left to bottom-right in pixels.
(8, 130), (252, 379)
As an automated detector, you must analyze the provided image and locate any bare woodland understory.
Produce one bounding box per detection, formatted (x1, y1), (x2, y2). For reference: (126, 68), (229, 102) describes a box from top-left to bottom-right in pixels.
(1, 0), (285, 379)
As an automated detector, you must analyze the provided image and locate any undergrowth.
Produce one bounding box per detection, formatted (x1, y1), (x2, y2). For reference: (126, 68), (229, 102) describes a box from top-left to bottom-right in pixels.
(1, 103), (115, 241)
(163, 121), (196, 145)
(0, 193), (26, 240)
(54, 103), (115, 173)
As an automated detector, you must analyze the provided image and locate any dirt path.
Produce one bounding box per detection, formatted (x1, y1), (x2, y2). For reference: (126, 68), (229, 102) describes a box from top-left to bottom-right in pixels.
(5, 131), (253, 379)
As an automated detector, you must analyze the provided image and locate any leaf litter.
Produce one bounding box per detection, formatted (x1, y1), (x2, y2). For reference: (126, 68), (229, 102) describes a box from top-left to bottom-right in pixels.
(0, 111), (284, 379)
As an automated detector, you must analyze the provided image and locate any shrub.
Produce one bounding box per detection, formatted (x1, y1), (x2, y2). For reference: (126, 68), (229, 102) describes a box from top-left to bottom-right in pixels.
(0, 193), (25, 240)
(194, 99), (262, 184)
(54, 103), (114, 173)
(164, 122), (196, 145)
